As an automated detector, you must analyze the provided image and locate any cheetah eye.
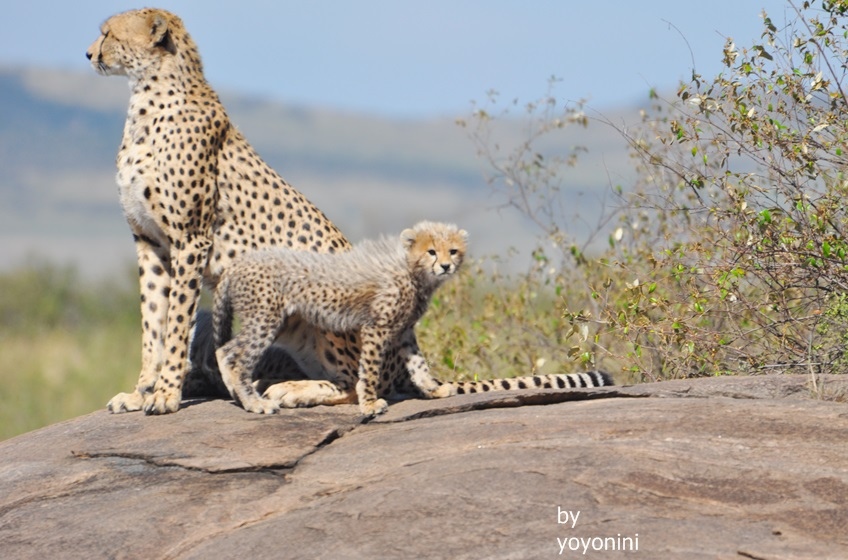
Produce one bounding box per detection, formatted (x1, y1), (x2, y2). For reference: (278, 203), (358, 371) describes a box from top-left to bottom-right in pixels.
(449, 249), (458, 255)
(427, 249), (437, 256)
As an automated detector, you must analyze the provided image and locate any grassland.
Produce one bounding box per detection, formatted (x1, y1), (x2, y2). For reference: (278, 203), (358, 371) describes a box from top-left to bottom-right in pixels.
(0, 263), (140, 440)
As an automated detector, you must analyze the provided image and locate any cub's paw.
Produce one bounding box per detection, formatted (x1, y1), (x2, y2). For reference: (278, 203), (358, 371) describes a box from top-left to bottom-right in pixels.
(359, 398), (389, 417)
(143, 389), (182, 415)
(107, 391), (145, 413)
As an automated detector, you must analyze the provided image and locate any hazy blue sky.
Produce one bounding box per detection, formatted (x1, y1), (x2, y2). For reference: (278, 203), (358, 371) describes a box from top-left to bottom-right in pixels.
(2, 1), (792, 117)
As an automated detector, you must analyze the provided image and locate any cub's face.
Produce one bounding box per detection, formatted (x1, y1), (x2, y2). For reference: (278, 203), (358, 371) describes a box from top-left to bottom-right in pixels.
(86, 9), (176, 78)
(402, 222), (468, 284)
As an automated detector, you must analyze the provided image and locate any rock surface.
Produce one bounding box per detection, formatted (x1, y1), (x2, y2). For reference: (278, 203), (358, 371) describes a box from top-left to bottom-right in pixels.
(1, 375), (847, 559)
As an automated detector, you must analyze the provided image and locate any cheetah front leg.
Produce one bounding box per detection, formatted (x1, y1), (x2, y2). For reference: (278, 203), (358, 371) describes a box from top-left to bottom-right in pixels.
(143, 236), (211, 414)
(356, 325), (390, 417)
(107, 236), (170, 413)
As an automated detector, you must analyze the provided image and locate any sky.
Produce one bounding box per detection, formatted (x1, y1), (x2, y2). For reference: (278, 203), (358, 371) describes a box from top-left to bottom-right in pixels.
(1, 0), (794, 118)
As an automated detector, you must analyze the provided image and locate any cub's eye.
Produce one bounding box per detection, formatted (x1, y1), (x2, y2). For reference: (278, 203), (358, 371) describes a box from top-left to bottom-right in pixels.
(449, 249), (458, 255)
(427, 249), (437, 256)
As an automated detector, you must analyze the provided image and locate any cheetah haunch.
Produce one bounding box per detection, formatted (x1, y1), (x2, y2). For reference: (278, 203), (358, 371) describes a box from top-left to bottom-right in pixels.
(214, 221), (467, 416)
(86, 8), (349, 414)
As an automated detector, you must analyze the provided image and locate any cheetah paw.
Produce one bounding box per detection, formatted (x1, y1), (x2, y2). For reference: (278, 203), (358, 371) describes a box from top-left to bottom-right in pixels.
(359, 398), (389, 417)
(107, 391), (145, 413)
(261, 384), (308, 408)
(142, 389), (182, 415)
(240, 395), (280, 415)
(430, 385), (457, 398)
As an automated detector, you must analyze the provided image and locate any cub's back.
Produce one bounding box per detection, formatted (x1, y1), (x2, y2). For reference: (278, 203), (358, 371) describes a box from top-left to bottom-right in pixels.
(228, 236), (409, 292)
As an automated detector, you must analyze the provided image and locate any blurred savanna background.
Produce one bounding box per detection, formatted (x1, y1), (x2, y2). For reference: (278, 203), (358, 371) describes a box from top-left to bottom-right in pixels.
(5, 0), (846, 440)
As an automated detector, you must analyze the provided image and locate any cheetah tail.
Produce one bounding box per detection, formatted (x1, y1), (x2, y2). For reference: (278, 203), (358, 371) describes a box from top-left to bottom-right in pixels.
(433, 370), (613, 397)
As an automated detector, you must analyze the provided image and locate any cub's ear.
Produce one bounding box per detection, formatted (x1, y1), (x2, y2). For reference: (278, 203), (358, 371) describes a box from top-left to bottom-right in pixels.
(458, 229), (469, 241)
(400, 228), (416, 250)
(149, 13), (177, 55)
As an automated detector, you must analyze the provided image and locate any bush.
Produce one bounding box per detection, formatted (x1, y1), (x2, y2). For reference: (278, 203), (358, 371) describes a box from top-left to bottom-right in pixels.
(451, 1), (848, 382)
(417, 258), (603, 382)
(428, 86), (631, 383)
(606, 0), (848, 379)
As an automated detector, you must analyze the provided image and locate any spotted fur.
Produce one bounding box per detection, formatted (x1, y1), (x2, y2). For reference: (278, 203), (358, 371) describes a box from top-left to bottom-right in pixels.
(213, 221), (466, 415)
(86, 8), (349, 414)
(213, 222), (614, 416)
(87, 9), (613, 416)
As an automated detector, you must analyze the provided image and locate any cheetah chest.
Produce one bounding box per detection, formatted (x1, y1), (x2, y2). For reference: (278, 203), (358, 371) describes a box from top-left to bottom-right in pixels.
(116, 124), (169, 247)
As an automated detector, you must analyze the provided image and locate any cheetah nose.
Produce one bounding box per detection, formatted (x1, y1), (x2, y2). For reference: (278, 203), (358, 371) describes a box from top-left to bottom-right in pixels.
(440, 264), (451, 273)
(86, 51), (92, 60)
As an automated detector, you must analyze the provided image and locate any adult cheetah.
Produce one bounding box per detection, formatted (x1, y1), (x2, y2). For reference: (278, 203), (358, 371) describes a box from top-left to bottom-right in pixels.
(86, 8), (350, 414)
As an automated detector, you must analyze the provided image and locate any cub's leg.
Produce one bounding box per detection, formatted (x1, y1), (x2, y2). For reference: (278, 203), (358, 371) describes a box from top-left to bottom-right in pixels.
(107, 236), (170, 413)
(395, 328), (445, 397)
(216, 312), (282, 414)
(356, 325), (390, 416)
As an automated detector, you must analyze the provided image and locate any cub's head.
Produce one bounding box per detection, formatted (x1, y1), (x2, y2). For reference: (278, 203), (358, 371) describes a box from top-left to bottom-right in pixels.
(401, 221), (468, 285)
(86, 9), (191, 79)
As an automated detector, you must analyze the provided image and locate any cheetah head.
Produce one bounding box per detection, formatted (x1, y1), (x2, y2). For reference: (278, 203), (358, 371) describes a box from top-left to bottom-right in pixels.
(86, 8), (181, 79)
(401, 221), (468, 286)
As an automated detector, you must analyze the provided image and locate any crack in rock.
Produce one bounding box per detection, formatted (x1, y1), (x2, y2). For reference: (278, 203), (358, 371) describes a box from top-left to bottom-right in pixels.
(69, 422), (363, 477)
(283, 424), (360, 473)
(70, 449), (296, 475)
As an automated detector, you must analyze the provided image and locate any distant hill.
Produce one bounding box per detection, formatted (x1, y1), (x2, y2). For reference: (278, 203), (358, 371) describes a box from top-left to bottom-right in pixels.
(0, 66), (636, 278)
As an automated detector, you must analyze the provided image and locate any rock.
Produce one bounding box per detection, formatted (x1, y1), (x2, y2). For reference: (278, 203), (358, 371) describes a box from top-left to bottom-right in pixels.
(1, 375), (847, 558)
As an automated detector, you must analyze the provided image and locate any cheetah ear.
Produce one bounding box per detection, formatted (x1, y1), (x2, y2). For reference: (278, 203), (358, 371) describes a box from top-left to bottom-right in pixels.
(400, 228), (416, 250)
(458, 229), (469, 241)
(149, 13), (177, 55)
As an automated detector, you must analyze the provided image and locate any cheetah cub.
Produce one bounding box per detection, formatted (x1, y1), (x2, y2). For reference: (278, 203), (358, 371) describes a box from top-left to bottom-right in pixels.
(214, 221), (467, 416)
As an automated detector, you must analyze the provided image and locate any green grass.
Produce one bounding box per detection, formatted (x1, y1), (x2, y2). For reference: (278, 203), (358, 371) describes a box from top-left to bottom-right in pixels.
(0, 262), (140, 441)
(0, 325), (139, 440)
